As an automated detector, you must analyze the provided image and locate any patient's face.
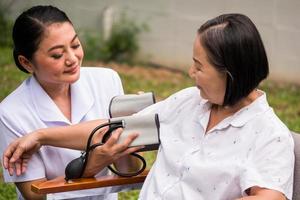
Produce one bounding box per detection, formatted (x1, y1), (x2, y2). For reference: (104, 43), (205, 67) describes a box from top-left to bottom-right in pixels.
(189, 34), (227, 105)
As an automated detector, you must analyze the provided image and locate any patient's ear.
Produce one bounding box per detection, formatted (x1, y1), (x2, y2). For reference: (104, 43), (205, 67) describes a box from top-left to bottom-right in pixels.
(18, 55), (34, 73)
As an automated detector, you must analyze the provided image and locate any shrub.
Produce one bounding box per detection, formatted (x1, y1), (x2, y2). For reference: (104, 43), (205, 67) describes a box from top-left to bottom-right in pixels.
(83, 13), (148, 64)
(0, 4), (13, 48)
(0, 2), (13, 68)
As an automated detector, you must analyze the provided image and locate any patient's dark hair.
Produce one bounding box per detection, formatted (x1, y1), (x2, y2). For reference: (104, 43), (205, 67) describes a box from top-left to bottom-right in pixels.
(13, 5), (72, 73)
(198, 13), (269, 106)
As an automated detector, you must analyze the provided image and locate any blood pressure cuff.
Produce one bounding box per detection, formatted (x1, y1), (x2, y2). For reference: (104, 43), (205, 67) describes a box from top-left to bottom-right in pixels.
(65, 92), (159, 179)
(106, 114), (160, 151)
(109, 92), (155, 118)
(65, 113), (160, 180)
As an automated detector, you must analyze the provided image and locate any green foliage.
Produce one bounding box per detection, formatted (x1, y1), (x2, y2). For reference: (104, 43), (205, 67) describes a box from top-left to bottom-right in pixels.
(81, 32), (104, 61)
(83, 13), (147, 64)
(0, 5), (13, 48)
(101, 13), (147, 63)
(0, 64), (28, 100)
(119, 190), (140, 200)
(120, 72), (192, 99)
(0, 47), (13, 67)
(0, 168), (17, 200)
(0, 183), (17, 200)
(0, 2), (14, 71)
(260, 81), (300, 132)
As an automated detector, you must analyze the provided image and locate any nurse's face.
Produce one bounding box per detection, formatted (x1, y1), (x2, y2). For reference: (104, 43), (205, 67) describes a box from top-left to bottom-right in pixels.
(189, 34), (227, 105)
(27, 22), (84, 87)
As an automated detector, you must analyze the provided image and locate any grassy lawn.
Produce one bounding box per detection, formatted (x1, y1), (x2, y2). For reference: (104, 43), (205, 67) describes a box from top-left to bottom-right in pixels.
(0, 61), (300, 199)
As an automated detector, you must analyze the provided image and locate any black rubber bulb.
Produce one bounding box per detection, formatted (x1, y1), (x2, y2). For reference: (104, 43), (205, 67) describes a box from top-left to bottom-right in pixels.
(65, 156), (85, 181)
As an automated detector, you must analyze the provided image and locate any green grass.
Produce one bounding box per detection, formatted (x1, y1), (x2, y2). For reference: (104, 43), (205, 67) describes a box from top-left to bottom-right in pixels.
(120, 71), (193, 99)
(0, 65), (29, 100)
(0, 61), (299, 199)
(0, 47), (13, 67)
(0, 168), (17, 200)
(0, 182), (17, 200)
(260, 82), (300, 132)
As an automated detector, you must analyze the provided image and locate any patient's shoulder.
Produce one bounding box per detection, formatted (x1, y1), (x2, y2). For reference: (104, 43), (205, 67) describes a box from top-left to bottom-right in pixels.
(164, 87), (202, 107)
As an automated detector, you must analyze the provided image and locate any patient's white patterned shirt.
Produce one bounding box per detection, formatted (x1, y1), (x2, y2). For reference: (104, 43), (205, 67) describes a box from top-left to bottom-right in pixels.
(138, 87), (294, 200)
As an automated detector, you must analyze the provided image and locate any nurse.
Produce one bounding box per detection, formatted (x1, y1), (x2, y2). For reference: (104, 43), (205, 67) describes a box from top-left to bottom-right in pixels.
(0, 5), (141, 200)
(3, 13), (295, 199)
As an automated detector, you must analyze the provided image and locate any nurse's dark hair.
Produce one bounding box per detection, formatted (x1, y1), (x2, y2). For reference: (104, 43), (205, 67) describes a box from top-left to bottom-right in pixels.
(198, 13), (269, 106)
(13, 5), (72, 73)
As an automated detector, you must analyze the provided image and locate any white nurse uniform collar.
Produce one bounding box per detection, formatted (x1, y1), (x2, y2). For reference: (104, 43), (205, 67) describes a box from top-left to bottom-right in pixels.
(29, 76), (94, 124)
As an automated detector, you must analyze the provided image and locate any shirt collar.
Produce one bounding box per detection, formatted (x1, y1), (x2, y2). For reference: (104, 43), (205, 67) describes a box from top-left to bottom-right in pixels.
(30, 76), (94, 125)
(198, 90), (270, 132)
(197, 95), (210, 113)
(230, 91), (269, 127)
(196, 97), (211, 131)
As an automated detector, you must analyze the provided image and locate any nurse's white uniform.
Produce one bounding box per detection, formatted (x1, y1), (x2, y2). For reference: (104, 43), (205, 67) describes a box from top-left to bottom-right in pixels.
(0, 67), (124, 200)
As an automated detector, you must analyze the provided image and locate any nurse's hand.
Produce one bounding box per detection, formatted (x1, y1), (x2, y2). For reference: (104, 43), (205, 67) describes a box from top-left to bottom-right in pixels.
(83, 127), (143, 177)
(2, 132), (41, 176)
(235, 186), (286, 200)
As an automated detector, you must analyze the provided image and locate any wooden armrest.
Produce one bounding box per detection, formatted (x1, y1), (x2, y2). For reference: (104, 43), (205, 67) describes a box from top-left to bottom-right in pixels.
(31, 170), (149, 194)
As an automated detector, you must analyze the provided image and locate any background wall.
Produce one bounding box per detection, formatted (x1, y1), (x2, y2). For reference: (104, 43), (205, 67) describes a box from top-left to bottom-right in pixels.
(3, 0), (300, 84)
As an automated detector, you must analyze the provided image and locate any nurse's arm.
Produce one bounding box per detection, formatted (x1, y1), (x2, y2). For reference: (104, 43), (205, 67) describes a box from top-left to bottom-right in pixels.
(15, 178), (47, 200)
(3, 119), (142, 177)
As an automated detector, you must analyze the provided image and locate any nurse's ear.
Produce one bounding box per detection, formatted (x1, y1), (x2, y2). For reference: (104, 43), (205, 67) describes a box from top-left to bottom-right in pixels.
(18, 55), (34, 74)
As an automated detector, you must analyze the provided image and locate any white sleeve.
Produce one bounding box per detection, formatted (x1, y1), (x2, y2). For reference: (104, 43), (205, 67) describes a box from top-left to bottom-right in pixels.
(137, 87), (198, 123)
(136, 95), (173, 123)
(111, 69), (124, 95)
(0, 114), (46, 183)
(240, 129), (294, 199)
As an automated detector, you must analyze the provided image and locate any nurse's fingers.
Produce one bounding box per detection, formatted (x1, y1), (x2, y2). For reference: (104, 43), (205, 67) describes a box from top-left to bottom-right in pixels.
(103, 128), (123, 147)
(119, 146), (145, 158)
(92, 126), (109, 144)
(100, 128), (142, 160)
(105, 128), (139, 152)
(113, 131), (140, 153)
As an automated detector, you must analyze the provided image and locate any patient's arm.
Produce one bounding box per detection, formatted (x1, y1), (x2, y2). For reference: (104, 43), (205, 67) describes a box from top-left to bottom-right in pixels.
(3, 120), (142, 177)
(39, 119), (108, 150)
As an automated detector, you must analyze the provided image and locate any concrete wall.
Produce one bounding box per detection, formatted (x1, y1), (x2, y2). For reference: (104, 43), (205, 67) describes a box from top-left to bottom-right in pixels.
(3, 0), (300, 84)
